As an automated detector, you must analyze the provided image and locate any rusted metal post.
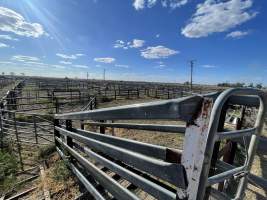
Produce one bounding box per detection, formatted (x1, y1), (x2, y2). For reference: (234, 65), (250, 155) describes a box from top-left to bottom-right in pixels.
(182, 98), (214, 200)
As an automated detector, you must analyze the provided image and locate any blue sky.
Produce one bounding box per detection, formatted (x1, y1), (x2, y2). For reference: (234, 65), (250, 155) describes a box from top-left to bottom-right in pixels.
(0, 0), (266, 85)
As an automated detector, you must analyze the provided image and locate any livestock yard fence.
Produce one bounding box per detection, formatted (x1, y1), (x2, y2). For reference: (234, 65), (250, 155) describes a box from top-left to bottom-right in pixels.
(1, 76), (267, 199)
(54, 88), (267, 200)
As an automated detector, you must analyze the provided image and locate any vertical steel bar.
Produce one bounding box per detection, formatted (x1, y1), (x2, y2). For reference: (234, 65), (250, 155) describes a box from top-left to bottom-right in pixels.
(66, 120), (73, 148)
(100, 120), (105, 134)
(54, 119), (60, 147)
(33, 115), (38, 144)
(204, 103), (228, 199)
(13, 112), (24, 170)
(0, 114), (3, 149)
(236, 97), (266, 198)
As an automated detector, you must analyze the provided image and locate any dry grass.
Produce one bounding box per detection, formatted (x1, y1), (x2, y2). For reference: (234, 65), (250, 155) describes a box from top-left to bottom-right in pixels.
(32, 153), (80, 200)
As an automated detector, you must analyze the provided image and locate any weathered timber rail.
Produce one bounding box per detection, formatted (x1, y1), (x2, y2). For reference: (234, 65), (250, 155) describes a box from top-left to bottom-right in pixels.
(54, 88), (267, 200)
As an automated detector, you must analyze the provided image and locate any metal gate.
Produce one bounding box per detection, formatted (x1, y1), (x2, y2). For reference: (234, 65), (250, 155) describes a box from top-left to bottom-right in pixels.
(54, 88), (266, 200)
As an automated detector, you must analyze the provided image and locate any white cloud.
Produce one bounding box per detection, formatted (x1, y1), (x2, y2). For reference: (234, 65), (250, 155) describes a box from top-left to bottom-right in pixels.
(133, 0), (145, 10)
(56, 53), (85, 59)
(169, 0), (188, 9)
(156, 34), (160, 38)
(0, 34), (18, 41)
(202, 64), (217, 68)
(0, 42), (9, 48)
(0, 7), (46, 38)
(114, 40), (125, 48)
(73, 64), (88, 69)
(226, 30), (249, 38)
(115, 64), (129, 68)
(0, 61), (13, 64)
(133, 0), (188, 10)
(11, 55), (40, 62)
(148, 0), (157, 8)
(114, 39), (145, 49)
(59, 61), (72, 65)
(56, 53), (77, 59)
(76, 53), (85, 57)
(130, 39), (145, 48)
(94, 57), (116, 63)
(181, 0), (257, 38)
(141, 45), (178, 59)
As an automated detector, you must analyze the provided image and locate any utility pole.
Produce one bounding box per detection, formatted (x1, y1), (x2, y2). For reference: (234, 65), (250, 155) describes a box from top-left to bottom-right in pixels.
(103, 69), (106, 81)
(189, 60), (196, 91)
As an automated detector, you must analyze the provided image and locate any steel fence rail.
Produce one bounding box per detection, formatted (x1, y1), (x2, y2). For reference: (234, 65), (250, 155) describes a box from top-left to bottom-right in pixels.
(83, 121), (186, 133)
(53, 88), (266, 200)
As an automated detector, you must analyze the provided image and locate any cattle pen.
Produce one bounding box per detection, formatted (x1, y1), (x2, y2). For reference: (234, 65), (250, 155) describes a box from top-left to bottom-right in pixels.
(0, 76), (267, 200)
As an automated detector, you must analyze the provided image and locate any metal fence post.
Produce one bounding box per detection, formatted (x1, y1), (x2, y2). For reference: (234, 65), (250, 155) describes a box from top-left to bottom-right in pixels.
(80, 120), (84, 130)
(100, 120), (105, 134)
(66, 120), (73, 148)
(33, 115), (38, 144)
(55, 98), (59, 114)
(54, 118), (60, 147)
(13, 112), (24, 171)
(0, 114), (3, 149)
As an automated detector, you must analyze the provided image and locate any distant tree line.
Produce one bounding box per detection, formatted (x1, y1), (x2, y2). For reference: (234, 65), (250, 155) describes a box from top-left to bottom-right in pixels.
(217, 82), (263, 89)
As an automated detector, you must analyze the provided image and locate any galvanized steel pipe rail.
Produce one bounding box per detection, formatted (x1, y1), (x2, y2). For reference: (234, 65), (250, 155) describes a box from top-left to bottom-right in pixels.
(54, 88), (266, 200)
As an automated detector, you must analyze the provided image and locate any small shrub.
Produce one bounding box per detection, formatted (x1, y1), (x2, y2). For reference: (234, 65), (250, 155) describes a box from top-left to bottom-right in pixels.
(15, 114), (33, 123)
(37, 144), (56, 160)
(0, 151), (18, 194)
(100, 96), (112, 103)
(52, 160), (70, 182)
